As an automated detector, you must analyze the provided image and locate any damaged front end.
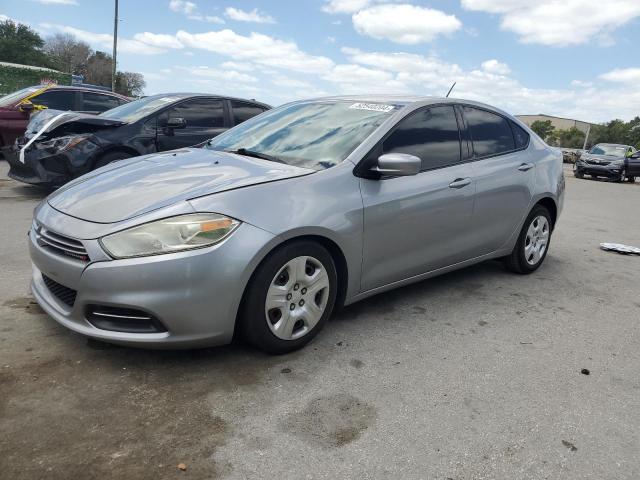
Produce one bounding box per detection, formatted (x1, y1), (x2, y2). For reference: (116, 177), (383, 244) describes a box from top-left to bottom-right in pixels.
(6, 109), (125, 187)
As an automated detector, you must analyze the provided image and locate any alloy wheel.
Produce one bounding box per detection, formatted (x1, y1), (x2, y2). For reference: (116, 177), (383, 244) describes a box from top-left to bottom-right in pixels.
(265, 256), (330, 340)
(524, 216), (550, 266)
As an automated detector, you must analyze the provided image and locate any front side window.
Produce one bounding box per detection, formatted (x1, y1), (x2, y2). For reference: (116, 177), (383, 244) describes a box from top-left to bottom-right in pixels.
(207, 101), (394, 170)
(231, 100), (267, 125)
(160, 98), (224, 128)
(31, 90), (74, 110)
(82, 92), (122, 113)
(382, 105), (461, 170)
(464, 107), (515, 157)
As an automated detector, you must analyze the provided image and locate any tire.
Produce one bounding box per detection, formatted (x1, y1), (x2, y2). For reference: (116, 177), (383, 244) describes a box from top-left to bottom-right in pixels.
(504, 205), (552, 274)
(573, 169), (584, 179)
(239, 240), (338, 354)
(616, 169), (626, 183)
(93, 150), (133, 171)
(629, 176), (636, 183)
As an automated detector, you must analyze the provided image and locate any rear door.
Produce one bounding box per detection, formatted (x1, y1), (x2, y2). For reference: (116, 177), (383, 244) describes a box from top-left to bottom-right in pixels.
(359, 105), (477, 291)
(156, 97), (227, 150)
(79, 91), (123, 114)
(229, 100), (268, 126)
(463, 106), (535, 255)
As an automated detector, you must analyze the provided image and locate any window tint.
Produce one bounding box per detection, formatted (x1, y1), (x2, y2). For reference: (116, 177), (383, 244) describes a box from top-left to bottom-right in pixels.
(162, 98), (224, 128)
(231, 100), (266, 125)
(382, 105), (461, 170)
(31, 90), (74, 110)
(82, 92), (122, 112)
(464, 107), (515, 157)
(510, 121), (530, 149)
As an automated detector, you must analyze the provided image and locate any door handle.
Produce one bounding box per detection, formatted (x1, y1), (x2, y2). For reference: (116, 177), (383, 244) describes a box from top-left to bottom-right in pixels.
(518, 163), (534, 171)
(449, 177), (472, 189)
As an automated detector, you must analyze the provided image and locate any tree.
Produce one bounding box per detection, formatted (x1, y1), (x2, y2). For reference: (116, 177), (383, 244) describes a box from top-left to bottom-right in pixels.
(44, 33), (91, 76)
(530, 120), (555, 141)
(84, 50), (113, 87)
(556, 127), (586, 149)
(0, 20), (52, 67)
(115, 71), (145, 97)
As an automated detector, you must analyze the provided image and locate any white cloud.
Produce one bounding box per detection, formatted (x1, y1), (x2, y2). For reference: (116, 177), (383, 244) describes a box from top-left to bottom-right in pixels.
(224, 7), (275, 24)
(175, 29), (333, 73)
(352, 4), (461, 44)
(462, 0), (640, 46)
(205, 15), (225, 24)
(599, 68), (640, 83)
(221, 61), (253, 71)
(133, 32), (184, 50)
(571, 80), (593, 88)
(176, 65), (258, 83)
(481, 59), (511, 75)
(169, 0), (197, 15)
(40, 23), (168, 54)
(322, 0), (372, 14)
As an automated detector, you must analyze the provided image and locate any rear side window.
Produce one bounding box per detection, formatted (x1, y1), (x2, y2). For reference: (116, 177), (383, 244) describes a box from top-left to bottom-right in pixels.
(383, 105), (461, 170)
(510, 121), (530, 149)
(82, 92), (122, 113)
(161, 98), (224, 128)
(31, 90), (75, 111)
(231, 100), (266, 125)
(464, 107), (515, 157)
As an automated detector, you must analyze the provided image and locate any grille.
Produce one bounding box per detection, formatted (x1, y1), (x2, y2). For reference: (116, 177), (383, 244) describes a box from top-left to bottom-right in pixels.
(42, 274), (77, 307)
(586, 159), (609, 166)
(36, 225), (89, 262)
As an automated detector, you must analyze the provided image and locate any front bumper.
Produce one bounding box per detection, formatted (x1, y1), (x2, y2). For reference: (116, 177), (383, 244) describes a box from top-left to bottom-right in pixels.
(6, 138), (100, 187)
(29, 213), (276, 348)
(574, 161), (624, 178)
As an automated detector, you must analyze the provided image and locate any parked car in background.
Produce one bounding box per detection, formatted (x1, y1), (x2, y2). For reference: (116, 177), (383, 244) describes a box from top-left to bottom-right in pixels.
(0, 84), (130, 158)
(6, 93), (271, 187)
(27, 96), (563, 353)
(573, 143), (638, 182)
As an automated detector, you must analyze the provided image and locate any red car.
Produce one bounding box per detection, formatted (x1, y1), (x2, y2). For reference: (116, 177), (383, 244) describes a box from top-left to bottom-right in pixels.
(0, 84), (129, 158)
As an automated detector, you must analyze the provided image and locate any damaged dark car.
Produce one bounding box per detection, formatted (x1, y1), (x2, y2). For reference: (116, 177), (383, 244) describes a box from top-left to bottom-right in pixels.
(6, 93), (271, 187)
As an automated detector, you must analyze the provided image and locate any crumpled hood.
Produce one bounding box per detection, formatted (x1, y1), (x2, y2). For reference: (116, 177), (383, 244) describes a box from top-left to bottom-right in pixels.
(47, 148), (314, 223)
(25, 109), (125, 139)
(581, 153), (623, 164)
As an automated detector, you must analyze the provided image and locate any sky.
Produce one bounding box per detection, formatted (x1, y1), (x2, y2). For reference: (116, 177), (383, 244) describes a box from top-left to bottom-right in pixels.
(2, 0), (640, 122)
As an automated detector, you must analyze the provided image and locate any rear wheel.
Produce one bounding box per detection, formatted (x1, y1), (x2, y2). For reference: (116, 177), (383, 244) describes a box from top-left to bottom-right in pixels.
(504, 205), (552, 274)
(239, 241), (337, 354)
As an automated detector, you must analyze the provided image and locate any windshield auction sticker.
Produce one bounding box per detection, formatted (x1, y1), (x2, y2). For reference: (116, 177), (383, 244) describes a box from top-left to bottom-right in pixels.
(349, 103), (396, 113)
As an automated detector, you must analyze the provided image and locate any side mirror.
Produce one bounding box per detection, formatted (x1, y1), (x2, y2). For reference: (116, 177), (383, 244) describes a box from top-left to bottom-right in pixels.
(166, 117), (187, 129)
(372, 153), (421, 176)
(18, 102), (34, 113)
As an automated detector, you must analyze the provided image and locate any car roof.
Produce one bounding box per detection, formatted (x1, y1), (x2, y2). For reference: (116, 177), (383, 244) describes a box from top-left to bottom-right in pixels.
(298, 94), (518, 119)
(34, 84), (129, 99)
(142, 92), (271, 108)
(594, 143), (631, 148)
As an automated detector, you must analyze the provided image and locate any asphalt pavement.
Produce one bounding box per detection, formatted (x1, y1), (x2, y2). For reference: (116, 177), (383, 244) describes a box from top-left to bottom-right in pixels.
(0, 162), (638, 479)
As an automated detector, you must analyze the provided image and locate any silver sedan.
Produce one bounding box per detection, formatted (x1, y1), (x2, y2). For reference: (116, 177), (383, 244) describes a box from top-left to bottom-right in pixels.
(29, 96), (564, 353)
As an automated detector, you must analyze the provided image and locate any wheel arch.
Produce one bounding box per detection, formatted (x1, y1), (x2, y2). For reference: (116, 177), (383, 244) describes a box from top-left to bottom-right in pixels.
(91, 145), (141, 168)
(535, 196), (557, 230)
(236, 233), (350, 332)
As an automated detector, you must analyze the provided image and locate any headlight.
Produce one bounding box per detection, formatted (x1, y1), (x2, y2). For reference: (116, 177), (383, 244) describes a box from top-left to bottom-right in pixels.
(609, 159), (624, 166)
(100, 213), (240, 259)
(39, 134), (90, 151)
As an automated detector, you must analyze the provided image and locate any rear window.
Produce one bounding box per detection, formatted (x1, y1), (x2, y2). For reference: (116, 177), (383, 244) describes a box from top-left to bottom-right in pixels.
(231, 100), (267, 125)
(31, 90), (75, 111)
(464, 106), (515, 158)
(510, 121), (530, 149)
(82, 92), (122, 113)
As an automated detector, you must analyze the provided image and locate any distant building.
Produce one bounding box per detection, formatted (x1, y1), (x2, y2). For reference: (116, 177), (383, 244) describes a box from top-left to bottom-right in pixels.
(516, 114), (597, 135)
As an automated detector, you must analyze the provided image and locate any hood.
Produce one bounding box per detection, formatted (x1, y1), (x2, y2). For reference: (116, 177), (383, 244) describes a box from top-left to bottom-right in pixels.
(47, 148), (314, 223)
(581, 153), (622, 164)
(25, 109), (125, 140)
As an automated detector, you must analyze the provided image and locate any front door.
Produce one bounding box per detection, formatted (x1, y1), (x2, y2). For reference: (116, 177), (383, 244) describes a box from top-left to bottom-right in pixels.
(359, 105), (477, 292)
(156, 97), (227, 150)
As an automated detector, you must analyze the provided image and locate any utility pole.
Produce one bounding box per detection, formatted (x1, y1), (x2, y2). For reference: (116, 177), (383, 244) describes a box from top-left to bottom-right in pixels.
(582, 124), (590, 151)
(111, 0), (118, 92)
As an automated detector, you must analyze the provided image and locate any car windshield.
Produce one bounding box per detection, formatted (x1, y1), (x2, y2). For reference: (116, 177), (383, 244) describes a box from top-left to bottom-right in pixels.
(206, 101), (396, 170)
(99, 95), (184, 123)
(0, 86), (40, 107)
(589, 144), (627, 157)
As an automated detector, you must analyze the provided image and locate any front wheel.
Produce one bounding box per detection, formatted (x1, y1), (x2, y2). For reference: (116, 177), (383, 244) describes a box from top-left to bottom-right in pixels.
(573, 169), (584, 179)
(629, 176), (636, 183)
(504, 205), (552, 274)
(617, 169), (626, 183)
(239, 241), (337, 354)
